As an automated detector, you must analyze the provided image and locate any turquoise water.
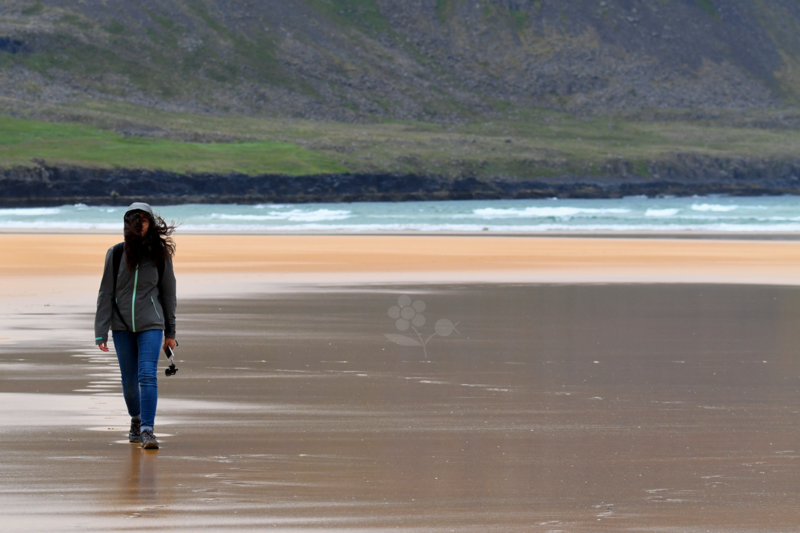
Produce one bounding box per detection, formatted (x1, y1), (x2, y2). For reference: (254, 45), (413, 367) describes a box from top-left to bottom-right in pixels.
(1, 196), (799, 232)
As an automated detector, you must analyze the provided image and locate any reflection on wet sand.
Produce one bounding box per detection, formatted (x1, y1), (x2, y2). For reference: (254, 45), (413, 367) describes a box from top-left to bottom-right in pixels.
(117, 446), (160, 519)
(2, 284), (800, 531)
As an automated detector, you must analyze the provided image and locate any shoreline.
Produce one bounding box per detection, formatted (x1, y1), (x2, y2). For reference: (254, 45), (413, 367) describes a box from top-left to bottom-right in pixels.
(2, 228), (800, 241)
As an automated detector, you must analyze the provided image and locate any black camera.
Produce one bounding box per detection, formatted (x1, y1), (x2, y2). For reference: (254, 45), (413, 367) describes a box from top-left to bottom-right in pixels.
(164, 345), (179, 376)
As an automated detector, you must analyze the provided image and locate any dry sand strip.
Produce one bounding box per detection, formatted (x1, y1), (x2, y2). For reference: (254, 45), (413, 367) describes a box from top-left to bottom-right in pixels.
(0, 234), (799, 285)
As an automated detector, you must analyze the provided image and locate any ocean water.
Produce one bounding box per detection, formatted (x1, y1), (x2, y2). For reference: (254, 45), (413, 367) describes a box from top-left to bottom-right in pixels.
(1, 196), (799, 232)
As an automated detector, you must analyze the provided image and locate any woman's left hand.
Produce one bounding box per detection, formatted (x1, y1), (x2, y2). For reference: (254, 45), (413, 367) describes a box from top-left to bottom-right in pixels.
(164, 337), (177, 352)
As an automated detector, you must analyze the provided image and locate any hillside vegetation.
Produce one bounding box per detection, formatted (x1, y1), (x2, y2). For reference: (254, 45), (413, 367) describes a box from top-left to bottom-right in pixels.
(0, 0), (799, 185)
(3, 103), (800, 181)
(0, 115), (347, 175)
(0, 0), (799, 120)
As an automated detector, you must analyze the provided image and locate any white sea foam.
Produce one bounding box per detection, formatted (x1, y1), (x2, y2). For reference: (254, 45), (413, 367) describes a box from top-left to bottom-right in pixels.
(0, 220), (120, 230)
(208, 214), (278, 221)
(691, 204), (738, 212)
(4, 217), (800, 232)
(2, 197), (799, 232)
(209, 209), (351, 222)
(0, 208), (61, 216)
(645, 208), (680, 217)
(472, 206), (630, 219)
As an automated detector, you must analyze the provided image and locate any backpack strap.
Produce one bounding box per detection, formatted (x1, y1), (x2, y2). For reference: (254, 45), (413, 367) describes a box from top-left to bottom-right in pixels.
(112, 242), (123, 292)
(111, 242), (131, 331)
(157, 258), (165, 293)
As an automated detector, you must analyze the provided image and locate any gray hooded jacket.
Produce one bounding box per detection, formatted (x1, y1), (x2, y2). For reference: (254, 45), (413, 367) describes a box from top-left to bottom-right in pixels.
(94, 246), (177, 344)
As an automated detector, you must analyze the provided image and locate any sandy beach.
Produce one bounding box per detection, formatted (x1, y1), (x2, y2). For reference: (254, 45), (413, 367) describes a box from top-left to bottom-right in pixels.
(3, 233), (800, 279)
(2, 234), (800, 531)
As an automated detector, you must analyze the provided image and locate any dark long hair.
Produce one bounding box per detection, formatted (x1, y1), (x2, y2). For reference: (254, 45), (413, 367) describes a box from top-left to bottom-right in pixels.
(123, 210), (177, 271)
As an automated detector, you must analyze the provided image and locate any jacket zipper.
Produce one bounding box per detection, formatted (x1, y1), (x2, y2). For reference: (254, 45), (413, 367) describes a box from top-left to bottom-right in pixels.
(151, 296), (161, 319)
(132, 265), (139, 332)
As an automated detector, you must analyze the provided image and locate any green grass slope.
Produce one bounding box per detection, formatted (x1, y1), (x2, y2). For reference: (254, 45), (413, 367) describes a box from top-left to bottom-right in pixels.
(0, 115), (348, 175)
(5, 103), (800, 180)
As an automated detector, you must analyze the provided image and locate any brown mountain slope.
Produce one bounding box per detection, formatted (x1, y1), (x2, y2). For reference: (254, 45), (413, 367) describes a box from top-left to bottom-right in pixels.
(0, 0), (798, 121)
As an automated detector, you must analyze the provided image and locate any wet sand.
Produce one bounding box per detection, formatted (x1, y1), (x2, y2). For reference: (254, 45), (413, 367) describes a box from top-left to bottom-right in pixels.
(3, 284), (800, 531)
(2, 235), (800, 531)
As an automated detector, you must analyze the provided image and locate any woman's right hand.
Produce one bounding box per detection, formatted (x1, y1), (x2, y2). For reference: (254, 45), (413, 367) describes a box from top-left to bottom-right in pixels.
(98, 342), (109, 352)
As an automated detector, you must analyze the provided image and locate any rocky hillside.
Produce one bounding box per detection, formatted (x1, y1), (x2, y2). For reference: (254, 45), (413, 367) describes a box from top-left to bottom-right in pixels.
(0, 0), (799, 121)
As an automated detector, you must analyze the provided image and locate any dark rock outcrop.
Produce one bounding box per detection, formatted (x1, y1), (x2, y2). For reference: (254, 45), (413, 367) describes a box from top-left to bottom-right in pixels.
(3, 157), (800, 207)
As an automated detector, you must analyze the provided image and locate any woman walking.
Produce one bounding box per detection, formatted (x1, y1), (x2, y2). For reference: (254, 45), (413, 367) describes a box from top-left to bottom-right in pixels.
(94, 202), (177, 449)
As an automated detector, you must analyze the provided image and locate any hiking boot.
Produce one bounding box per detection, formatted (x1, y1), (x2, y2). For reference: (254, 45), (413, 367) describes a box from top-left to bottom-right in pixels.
(140, 429), (159, 449)
(128, 418), (141, 443)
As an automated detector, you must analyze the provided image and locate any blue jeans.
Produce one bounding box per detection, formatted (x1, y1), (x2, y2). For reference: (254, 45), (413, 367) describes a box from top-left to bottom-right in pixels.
(112, 329), (162, 431)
